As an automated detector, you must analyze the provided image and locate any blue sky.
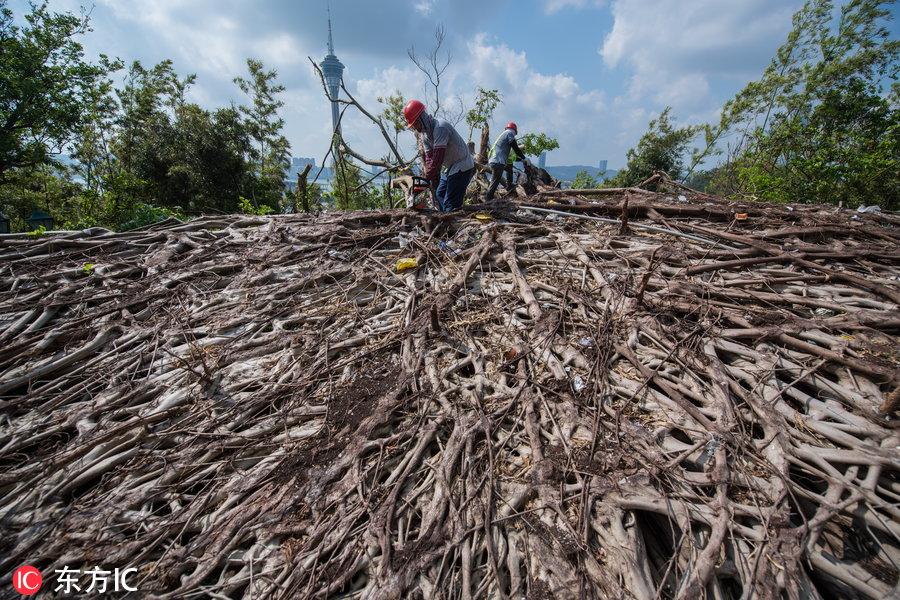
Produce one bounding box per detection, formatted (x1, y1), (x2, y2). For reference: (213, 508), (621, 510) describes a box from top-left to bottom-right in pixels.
(10, 0), (899, 167)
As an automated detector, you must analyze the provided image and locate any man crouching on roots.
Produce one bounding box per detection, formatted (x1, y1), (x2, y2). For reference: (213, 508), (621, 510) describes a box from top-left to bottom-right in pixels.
(403, 99), (475, 212)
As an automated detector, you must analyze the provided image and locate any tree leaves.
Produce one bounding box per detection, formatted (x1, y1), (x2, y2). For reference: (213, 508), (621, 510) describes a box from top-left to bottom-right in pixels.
(235, 59), (291, 209)
(0, 3), (294, 232)
(0, 1), (109, 178)
(465, 87), (502, 142)
(606, 108), (700, 188)
(572, 170), (599, 189)
(518, 133), (560, 158)
(709, 0), (899, 208)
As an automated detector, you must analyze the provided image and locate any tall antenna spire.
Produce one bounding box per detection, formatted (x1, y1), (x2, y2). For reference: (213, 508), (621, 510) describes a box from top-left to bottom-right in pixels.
(320, 1), (345, 151)
(326, 2), (335, 55)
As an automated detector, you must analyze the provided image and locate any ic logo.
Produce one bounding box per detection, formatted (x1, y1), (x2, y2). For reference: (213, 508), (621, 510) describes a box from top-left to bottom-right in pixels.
(12, 565), (42, 596)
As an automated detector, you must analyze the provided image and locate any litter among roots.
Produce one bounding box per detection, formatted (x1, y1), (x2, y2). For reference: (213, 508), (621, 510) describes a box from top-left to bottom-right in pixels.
(1, 176), (898, 599)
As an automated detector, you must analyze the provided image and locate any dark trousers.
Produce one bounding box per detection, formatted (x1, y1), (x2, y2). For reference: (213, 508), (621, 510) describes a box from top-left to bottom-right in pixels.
(485, 163), (514, 201)
(435, 168), (475, 212)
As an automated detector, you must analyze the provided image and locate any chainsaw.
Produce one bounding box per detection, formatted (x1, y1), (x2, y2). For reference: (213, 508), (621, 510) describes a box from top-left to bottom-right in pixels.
(405, 176), (433, 210)
(392, 175), (433, 210)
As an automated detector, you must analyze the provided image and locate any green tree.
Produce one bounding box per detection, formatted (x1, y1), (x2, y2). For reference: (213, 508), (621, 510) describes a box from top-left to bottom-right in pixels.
(238, 195), (274, 215)
(153, 105), (252, 214)
(606, 108), (700, 187)
(69, 58), (123, 196)
(377, 91), (407, 153)
(0, 2), (295, 231)
(0, 164), (83, 229)
(234, 58), (290, 209)
(0, 1), (112, 179)
(95, 60), (190, 223)
(329, 154), (384, 211)
(287, 180), (324, 213)
(683, 168), (718, 193)
(571, 170), (599, 189)
(708, 0), (899, 207)
(518, 133), (560, 159)
(113, 60), (180, 179)
(70, 58), (253, 226)
(465, 87), (502, 141)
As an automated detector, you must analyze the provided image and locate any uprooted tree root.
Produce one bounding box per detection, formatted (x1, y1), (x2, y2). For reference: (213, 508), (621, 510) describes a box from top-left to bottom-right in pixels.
(0, 182), (898, 599)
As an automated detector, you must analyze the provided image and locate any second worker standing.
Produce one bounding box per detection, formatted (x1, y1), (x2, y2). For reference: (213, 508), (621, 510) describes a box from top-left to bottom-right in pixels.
(486, 122), (527, 202)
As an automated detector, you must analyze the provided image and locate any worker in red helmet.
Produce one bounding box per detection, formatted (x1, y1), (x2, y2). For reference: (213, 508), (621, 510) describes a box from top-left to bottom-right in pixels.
(485, 121), (527, 202)
(403, 99), (475, 212)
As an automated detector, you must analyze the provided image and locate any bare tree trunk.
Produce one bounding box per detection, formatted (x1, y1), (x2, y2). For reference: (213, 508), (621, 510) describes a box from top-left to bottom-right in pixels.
(477, 124), (490, 165)
(296, 163), (312, 213)
(417, 133), (426, 171)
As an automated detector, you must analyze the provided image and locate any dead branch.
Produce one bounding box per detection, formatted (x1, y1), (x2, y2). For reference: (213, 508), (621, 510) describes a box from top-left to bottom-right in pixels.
(408, 25), (451, 116)
(308, 57), (404, 167)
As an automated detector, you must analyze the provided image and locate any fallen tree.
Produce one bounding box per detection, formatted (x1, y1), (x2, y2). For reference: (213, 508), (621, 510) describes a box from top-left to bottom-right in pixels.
(0, 181), (897, 599)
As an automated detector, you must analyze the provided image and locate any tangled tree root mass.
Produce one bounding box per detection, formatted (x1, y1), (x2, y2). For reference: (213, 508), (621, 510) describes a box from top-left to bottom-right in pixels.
(1, 181), (898, 599)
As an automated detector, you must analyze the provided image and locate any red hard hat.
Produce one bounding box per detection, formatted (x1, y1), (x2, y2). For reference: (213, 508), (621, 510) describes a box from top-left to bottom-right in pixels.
(506, 121), (518, 133)
(404, 99), (426, 128)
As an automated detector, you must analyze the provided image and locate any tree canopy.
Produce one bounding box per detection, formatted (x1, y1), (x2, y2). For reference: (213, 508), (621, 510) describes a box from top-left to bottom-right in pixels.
(704, 0), (898, 208)
(465, 87), (502, 141)
(605, 108), (700, 188)
(572, 170), (599, 189)
(0, 2), (294, 232)
(0, 1), (109, 179)
(518, 133), (560, 158)
(606, 0), (897, 209)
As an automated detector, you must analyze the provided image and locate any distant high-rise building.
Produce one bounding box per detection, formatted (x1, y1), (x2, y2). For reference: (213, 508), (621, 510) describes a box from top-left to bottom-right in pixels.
(284, 157), (334, 192)
(538, 152), (547, 169)
(285, 157), (317, 181)
(597, 159), (608, 173)
(291, 157), (316, 171)
(319, 5), (344, 143)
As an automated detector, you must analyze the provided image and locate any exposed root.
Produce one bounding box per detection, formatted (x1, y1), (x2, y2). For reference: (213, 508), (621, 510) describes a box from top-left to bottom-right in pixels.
(0, 180), (898, 599)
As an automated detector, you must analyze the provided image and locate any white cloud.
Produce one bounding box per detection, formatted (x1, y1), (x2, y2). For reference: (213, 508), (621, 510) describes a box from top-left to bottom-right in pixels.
(601, 0), (795, 71)
(544, 0), (605, 14)
(355, 66), (424, 103)
(601, 0), (798, 115)
(349, 66), (424, 159)
(98, 0), (183, 26)
(466, 34), (606, 148)
(350, 34), (612, 164)
(21, 0), (805, 168)
(413, 0), (436, 16)
(94, 0), (313, 78)
(253, 33), (306, 68)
